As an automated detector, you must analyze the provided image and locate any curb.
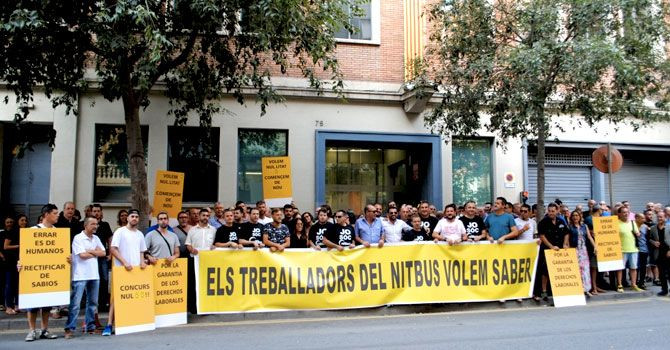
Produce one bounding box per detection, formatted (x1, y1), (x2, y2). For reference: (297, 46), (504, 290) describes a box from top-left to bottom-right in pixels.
(0, 289), (659, 331)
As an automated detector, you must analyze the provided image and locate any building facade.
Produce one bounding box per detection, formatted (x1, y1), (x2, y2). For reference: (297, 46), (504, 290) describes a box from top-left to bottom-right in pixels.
(1, 0), (669, 225)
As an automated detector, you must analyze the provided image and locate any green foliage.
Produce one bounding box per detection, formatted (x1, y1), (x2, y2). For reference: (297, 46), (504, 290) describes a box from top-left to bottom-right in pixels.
(426, 0), (670, 142)
(0, 0), (363, 126)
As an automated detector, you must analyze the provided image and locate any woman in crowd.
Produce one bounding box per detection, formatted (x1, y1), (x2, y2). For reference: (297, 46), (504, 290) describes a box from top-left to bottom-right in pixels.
(4, 214), (27, 314)
(301, 212), (314, 234)
(569, 210), (596, 296)
(117, 209), (128, 228)
(290, 217), (309, 248)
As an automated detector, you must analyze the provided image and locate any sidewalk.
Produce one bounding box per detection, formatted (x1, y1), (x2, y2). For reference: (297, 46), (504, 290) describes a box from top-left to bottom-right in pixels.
(0, 286), (662, 331)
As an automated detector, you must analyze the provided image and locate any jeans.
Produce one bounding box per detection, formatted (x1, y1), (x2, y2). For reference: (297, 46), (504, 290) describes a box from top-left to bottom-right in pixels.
(98, 257), (110, 312)
(5, 266), (18, 308)
(65, 280), (99, 331)
(637, 252), (649, 286)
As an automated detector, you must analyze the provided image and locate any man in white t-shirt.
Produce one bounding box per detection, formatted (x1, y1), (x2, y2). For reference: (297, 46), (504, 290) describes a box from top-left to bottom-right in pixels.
(64, 217), (106, 338)
(515, 204), (537, 241)
(432, 204), (466, 244)
(103, 209), (147, 336)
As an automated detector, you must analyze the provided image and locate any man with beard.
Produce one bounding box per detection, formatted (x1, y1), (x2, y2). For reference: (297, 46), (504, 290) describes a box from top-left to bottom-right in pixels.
(432, 204), (466, 244)
(144, 212), (181, 263)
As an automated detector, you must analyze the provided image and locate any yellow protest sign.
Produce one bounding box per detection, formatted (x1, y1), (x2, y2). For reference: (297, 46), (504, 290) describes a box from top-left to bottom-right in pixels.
(261, 156), (292, 207)
(153, 170), (185, 218)
(154, 258), (187, 327)
(593, 216), (624, 271)
(195, 241), (539, 314)
(18, 227), (71, 309)
(112, 265), (155, 335)
(544, 248), (586, 307)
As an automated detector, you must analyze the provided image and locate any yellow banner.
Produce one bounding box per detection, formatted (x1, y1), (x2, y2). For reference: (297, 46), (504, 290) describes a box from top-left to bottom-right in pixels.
(153, 170), (185, 218)
(154, 258), (187, 327)
(545, 248), (586, 307)
(196, 241), (539, 314)
(113, 266), (155, 335)
(592, 216), (623, 271)
(18, 227), (71, 309)
(261, 156), (292, 207)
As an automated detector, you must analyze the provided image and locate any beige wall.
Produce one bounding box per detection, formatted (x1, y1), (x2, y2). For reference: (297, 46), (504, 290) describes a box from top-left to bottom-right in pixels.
(3, 88), (670, 223)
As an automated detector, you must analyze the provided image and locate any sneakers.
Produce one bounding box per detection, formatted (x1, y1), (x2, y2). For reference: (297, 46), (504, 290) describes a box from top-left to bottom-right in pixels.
(102, 325), (113, 336)
(658, 291), (668, 296)
(64, 329), (74, 339)
(39, 329), (58, 339)
(616, 285), (624, 293)
(25, 330), (38, 342)
(653, 279), (662, 286)
(631, 285), (644, 292)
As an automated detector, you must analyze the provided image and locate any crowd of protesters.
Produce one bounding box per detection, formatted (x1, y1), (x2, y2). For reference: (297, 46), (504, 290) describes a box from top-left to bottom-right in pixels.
(1, 197), (669, 341)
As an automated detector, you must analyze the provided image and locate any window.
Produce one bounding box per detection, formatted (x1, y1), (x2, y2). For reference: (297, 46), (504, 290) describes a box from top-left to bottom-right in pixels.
(237, 129), (288, 204)
(94, 124), (148, 202)
(451, 138), (492, 206)
(334, 0), (380, 44)
(167, 126), (220, 203)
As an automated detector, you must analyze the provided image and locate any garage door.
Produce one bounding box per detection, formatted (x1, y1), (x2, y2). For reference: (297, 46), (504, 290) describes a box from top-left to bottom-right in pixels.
(528, 165), (591, 210)
(606, 158), (670, 212)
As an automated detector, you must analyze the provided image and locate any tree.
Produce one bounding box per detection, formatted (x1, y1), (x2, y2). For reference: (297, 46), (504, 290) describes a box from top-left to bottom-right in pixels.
(1, 0), (362, 228)
(424, 0), (670, 217)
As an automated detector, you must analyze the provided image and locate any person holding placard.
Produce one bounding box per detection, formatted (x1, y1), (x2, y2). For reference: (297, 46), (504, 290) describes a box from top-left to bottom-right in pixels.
(64, 217), (106, 339)
(103, 209), (148, 336)
(145, 212), (181, 263)
(214, 208), (243, 250)
(185, 208), (216, 314)
(22, 204), (62, 341)
(615, 206), (643, 293)
(537, 203), (570, 301)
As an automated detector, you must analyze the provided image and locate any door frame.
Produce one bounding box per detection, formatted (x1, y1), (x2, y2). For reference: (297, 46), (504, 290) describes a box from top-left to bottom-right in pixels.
(315, 130), (442, 208)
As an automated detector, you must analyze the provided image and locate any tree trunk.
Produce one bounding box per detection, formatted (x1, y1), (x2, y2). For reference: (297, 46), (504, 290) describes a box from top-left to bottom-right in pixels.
(122, 92), (150, 232)
(535, 115), (546, 220)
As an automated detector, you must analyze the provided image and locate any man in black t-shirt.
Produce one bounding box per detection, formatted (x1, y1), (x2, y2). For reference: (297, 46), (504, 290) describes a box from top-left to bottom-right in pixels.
(214, 208), (243, 249)
(459, 201), (488, 241)
(323, 210), (355, 251)
(240, 208), (265, 249)
(411, 201), (438, 233)
(537, 203), (570, 299)
(309, 208), (333, 250)
(402, 215), (432, 242)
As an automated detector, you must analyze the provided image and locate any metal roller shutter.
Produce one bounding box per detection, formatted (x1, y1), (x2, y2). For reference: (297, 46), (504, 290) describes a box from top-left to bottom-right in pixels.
(605, 158), (670, 212)
(528, 165), (592, 209)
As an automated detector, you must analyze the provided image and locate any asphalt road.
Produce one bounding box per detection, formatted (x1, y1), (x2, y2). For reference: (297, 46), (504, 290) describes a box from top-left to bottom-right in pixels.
(2, 298), (669, 350)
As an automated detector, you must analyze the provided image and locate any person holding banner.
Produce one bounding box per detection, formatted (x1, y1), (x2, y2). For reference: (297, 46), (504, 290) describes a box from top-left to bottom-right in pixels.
(355, 205), (385, 248)
(568, 210), (595, 296)
(214, 208), (243, 250)
(484, 197), (519, 244)
(103, 209), (148, 336)
(402, 215), (432, 242)
(240, 208), (266, 249)
(308, 208), (334, 250)
(537, 203), (570, 301)
(381, 207), (412, 243)
(23, 204), (62, 341)
(145, 212), (181, 263)
(185, 208), (215, 313)
(262, 208), (290, 252)
(64, 217), (106, 339)
(323, 210), (356, 251)
(432, 204), (466, 245)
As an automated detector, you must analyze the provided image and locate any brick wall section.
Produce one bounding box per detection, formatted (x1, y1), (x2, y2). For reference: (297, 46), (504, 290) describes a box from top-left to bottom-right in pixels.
(267, 0), (405, 84)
